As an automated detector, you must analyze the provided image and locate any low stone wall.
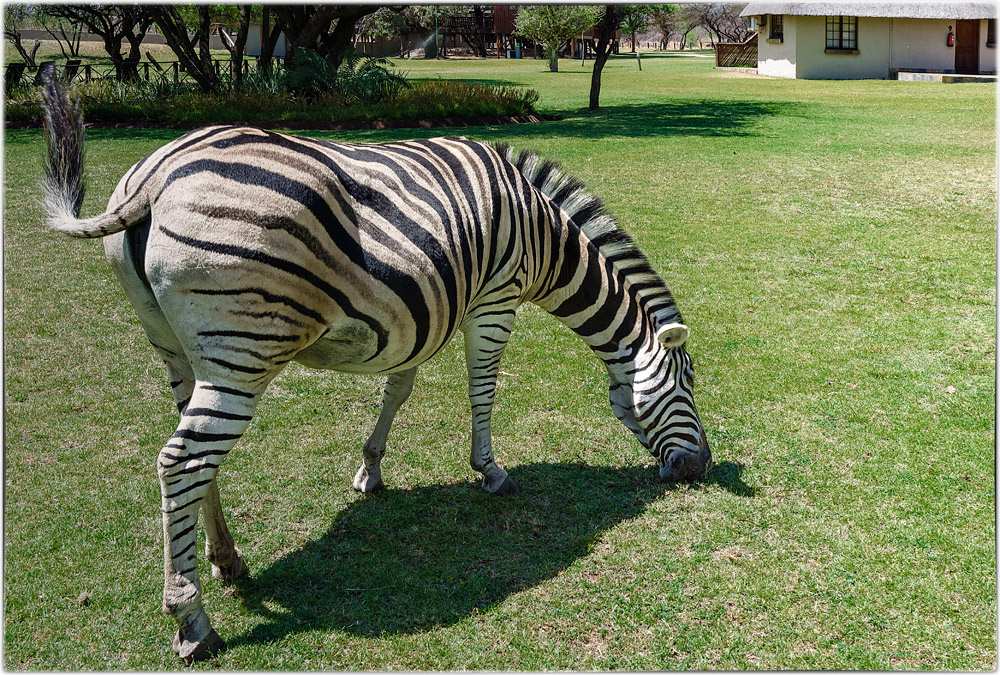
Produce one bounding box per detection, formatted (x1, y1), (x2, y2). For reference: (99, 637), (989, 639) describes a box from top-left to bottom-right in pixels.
(896, 71), (997, 82)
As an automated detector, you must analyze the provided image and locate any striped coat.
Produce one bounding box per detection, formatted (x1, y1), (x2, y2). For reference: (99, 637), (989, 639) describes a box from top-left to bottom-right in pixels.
(41, 69), (710, 663)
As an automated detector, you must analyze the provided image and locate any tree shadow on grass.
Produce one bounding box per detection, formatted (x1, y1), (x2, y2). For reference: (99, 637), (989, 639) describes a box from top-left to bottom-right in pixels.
(500, 99), (803, 141)
(53, 100), (799, 146)
(228, 460), (752, 647)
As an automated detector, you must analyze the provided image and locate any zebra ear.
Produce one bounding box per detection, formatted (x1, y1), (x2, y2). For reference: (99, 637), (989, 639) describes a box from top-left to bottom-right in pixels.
(656, 322), (689, 349)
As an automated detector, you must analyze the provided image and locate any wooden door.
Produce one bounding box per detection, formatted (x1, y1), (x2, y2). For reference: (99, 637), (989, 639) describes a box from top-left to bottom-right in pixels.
(955, 20), (980, 74)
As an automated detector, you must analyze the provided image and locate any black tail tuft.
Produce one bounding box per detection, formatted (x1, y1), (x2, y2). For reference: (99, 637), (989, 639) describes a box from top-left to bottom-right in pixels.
(40, 63), (86, 221)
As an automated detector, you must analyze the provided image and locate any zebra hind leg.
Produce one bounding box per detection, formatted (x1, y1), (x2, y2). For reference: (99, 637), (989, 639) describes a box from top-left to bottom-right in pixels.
(353, 368), (417, 492)
(158, 381), (262, 663)
(155, 349), (246, 581)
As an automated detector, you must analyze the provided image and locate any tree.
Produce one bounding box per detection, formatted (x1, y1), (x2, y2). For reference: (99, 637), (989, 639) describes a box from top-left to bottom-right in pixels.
(217, 5), (252, 89)
(257, 6), (285, 75)
(359, 7), (408, 56)
(647, 5), (679, 50)
(272, 5), (379, 69)
(589, 5), (622, 110)
(684, 3), (751, 44)
(4, 4), (41, 67)
(514, 5), (601, 72)
(620, 5), (649, 53)
(148, 6), (219, 92)
(153, 5), (270, 90)
(171, 4), (248, 27)
(670, 6), (701, 50)
(359, 7), (405, 41)
(37, 8), (84, 59)
(45, 6), (152, 81)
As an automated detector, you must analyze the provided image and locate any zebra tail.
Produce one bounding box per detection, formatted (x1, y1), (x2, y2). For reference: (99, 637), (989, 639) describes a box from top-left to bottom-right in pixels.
(40, 65), (146, 239)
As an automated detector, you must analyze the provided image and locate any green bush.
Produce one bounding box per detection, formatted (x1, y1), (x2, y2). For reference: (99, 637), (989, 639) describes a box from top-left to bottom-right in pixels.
(278, 48), (408, 104)
(4, 74), (540, 124)
(333, 50), (409, 104)
(283, 48), (339, 97)
(391, 80), (540, 118)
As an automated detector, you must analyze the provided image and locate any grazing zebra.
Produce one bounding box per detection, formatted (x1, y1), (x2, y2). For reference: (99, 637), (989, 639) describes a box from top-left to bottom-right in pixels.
(40, 68), (711, 662)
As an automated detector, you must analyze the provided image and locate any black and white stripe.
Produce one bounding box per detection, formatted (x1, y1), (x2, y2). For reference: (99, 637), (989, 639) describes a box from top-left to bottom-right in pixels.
(41, 68), (710, 662)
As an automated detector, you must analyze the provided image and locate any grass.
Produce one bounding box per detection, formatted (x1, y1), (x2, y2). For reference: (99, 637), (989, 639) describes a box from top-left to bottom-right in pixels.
(3, 53), (995, 670)
(5, 38), (201, 67)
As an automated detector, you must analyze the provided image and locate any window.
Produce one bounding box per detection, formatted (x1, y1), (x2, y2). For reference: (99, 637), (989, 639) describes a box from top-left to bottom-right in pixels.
(988, 19), (996, 48)
(769, 14), (784, 41)
(826, 15), (857, 51)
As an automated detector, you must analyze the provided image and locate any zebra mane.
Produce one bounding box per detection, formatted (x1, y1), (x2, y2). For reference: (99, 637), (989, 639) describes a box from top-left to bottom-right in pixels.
(493, 141), (681, 325)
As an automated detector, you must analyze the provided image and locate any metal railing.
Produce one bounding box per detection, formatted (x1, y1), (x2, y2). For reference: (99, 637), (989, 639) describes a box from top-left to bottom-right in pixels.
(4, 56), (283, 94)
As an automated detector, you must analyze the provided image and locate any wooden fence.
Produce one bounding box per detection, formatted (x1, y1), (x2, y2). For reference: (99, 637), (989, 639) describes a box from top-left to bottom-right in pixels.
(714, 34), (758, 69)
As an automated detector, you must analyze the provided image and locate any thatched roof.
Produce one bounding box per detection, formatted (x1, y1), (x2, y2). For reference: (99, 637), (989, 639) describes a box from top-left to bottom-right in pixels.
(741, 3), (997, 19)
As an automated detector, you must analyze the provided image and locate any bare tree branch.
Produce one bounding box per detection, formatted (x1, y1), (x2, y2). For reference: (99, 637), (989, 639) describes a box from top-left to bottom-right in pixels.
(147, 5), (219, 92)
(44, 6), (151, 80)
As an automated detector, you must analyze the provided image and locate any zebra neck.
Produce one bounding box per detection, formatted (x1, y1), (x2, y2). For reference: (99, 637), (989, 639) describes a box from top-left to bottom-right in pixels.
(495, 140), (681, 375)
(531, 225), (681, 375)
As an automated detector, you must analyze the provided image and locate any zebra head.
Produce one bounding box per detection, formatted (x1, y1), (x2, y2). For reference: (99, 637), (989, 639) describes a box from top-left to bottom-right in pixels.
(609, 322), (711, 483)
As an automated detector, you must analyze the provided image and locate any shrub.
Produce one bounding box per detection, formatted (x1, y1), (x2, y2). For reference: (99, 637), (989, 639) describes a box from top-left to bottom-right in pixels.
(283, 48), (338, 98)
(390, 80), (540, 118)
(333, 50), (409, 104)
(4, 72), (540, 125)
(281, 48), (408, 104)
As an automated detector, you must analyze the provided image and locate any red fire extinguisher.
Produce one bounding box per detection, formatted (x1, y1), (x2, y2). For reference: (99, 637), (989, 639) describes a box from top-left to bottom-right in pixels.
(947, 27), (955, 46)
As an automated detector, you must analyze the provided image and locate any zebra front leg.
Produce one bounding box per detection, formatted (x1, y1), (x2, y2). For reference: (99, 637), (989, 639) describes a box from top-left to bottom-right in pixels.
(158, 383), (260, 663)
(353, 368), (417, 492)
(463, 314), (519, 495)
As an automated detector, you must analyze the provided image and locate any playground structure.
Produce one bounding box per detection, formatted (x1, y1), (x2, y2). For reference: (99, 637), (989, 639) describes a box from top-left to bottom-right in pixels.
(358, 6), (620, 60)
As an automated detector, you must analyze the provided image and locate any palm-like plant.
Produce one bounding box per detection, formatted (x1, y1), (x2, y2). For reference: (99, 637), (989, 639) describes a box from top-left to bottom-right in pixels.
(283, 47), (408, 103)
(334, 48), (409, 104)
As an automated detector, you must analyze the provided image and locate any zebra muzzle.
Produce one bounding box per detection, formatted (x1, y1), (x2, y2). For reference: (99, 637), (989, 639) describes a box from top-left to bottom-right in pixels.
(658, 436), (712, 483)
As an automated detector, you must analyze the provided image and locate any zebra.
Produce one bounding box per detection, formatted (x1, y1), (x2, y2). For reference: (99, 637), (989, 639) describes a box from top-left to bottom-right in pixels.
(40, 68), (711, 662)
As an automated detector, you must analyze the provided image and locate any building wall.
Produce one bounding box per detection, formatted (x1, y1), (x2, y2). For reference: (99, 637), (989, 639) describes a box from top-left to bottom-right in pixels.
(979, 20), (996, 73)
(355, 36), (401, 58)
(757, 14), (797, 77)
(246, 24), (286, 58)
(754, 15), (996, 78)
(888, 18), (954, 71)
(795, 15), (891, 79)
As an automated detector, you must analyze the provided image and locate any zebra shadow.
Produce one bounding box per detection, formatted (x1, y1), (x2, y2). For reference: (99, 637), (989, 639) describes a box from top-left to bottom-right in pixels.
(228, 460), (752, 647)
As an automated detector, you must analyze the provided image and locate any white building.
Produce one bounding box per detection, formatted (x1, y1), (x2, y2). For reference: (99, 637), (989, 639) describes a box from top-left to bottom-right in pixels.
(245, 24), (287, 58)
(741, 3), (996, 79)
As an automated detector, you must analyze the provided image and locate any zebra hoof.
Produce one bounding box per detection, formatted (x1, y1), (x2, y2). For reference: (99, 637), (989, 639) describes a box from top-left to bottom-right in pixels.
(211, 548), (246, 582)
(173, 626), (225, 664)
(352, 466), (385, 493)
(494, 476), (521, 495)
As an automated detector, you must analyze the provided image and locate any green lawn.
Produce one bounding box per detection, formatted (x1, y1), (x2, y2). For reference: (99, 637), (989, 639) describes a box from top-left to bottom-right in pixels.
(4, 53), (995, 670)
(6, 37), (196, 66)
